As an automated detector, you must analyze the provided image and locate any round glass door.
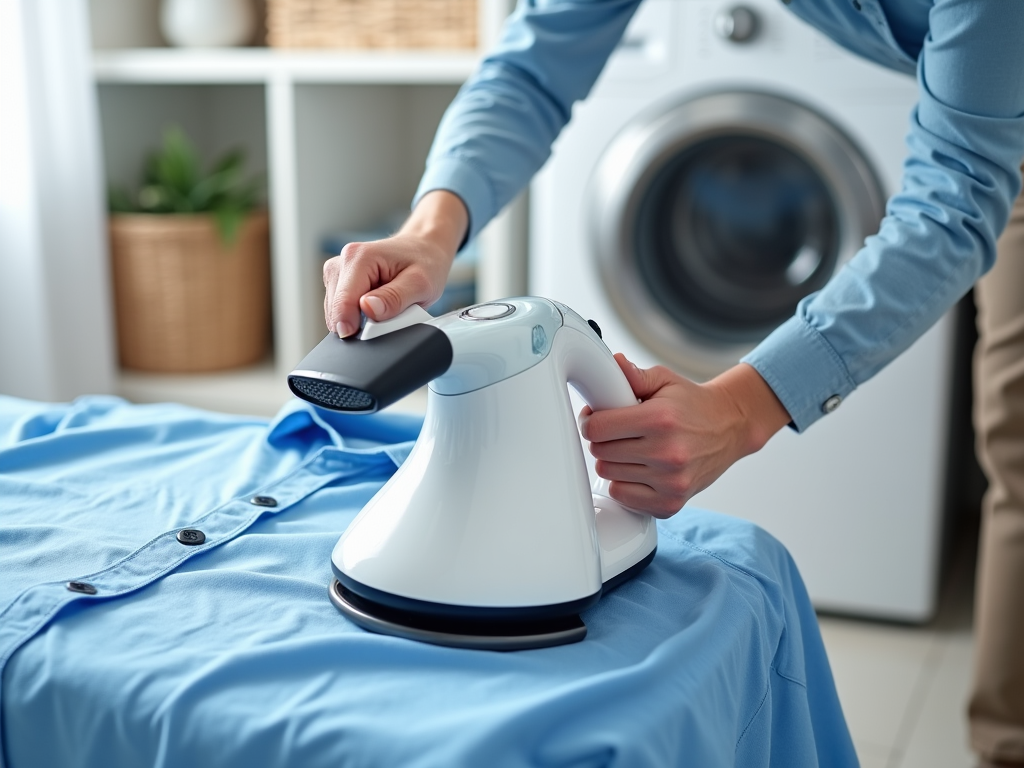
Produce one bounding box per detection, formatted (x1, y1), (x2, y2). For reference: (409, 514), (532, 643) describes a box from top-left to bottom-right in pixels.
(589, 91), (884, 378)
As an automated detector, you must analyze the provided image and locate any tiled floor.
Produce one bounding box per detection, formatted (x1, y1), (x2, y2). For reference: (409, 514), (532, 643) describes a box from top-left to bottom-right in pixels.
(818, 527), (979, 768)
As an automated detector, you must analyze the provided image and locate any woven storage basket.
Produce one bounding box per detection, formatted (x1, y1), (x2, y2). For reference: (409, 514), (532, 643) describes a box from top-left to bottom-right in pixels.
(109, 211), (271, 373)
(267, 0), (477, 49)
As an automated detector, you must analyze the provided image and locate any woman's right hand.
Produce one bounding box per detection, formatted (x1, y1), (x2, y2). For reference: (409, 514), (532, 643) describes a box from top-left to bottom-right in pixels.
(579, 354), (791, 518)
(323, 190), (469, 338)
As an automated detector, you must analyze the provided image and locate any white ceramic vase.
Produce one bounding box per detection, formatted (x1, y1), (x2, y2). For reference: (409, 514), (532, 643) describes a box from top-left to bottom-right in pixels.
(161, 0), (256, 48)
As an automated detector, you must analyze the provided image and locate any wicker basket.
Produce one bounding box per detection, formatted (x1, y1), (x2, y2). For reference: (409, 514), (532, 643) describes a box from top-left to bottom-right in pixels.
(267, 0), (478, 49)
(109, 211), (271, 373)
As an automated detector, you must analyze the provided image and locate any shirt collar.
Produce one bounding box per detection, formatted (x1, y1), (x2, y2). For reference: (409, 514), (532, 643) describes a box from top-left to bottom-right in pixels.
(267, 399), (423, 466)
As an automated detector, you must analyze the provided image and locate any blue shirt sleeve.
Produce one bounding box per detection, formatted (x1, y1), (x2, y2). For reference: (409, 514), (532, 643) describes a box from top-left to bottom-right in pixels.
(416, 0), (1024, 431)
(745, 0), (1024, 430)
(414, 0), (643, 242)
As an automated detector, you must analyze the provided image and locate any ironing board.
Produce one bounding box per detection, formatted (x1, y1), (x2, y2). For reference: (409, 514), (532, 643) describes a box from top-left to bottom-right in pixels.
(0, 395), (857, 768)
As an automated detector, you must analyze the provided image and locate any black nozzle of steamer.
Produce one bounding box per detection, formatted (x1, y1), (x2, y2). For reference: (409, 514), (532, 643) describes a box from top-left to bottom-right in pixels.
(288, 324), (453, 414)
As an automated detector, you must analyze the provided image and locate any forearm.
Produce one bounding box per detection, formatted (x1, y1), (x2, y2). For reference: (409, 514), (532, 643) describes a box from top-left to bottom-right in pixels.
(414, 0), (641, 242)
(709, 364), (792, 455)
(399, 190), (469, 261)
(746, 3), (1024, 432)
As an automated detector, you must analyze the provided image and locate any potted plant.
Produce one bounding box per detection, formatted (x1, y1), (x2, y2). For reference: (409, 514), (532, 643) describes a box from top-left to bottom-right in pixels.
(108, 126), (270, 373)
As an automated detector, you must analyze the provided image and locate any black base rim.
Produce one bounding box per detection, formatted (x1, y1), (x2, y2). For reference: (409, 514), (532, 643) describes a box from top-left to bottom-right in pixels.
(329, 546), (658, 651)
(332, 564), (604, 623)
(603, 546), (658, 593)
(329, 580), (588, 651)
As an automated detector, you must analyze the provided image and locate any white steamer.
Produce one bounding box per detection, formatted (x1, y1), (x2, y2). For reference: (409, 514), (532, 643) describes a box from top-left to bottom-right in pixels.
(288, 298), (657, 650)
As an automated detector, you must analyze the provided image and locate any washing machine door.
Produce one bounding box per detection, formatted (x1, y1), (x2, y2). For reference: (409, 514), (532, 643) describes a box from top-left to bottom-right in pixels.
(589, 90), (884, 379)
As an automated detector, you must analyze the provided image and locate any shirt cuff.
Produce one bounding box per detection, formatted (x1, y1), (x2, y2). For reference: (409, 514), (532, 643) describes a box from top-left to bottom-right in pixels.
(741, 316), (858, 433)
(413, 155), (497, 248)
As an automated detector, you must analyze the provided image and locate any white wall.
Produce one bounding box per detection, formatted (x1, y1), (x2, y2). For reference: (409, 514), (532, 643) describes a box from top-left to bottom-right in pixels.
(0, 0), (116, 401)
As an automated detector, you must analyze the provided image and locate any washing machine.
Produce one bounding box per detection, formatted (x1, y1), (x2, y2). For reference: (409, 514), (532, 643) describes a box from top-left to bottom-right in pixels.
(530, 0), (956, 621)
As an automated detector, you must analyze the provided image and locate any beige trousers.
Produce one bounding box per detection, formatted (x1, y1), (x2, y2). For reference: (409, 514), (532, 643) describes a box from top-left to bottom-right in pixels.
(970, 167), (1024, 764)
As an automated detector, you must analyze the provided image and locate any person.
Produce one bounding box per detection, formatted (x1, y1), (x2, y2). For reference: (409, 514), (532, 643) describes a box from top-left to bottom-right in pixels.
(321, 2), (1024, 764)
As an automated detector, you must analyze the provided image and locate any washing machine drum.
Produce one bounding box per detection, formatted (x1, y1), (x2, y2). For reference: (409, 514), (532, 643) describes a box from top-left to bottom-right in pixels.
(589, 90), (884, 378)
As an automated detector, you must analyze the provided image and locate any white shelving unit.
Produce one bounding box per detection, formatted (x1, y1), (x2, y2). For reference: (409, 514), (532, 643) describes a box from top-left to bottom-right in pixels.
(91, 3), (524, 417)
(93, 48), (480, 84)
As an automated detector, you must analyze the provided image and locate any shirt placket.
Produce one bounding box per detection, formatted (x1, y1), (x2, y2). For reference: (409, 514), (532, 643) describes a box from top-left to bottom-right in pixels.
(0, 445), (377, 765)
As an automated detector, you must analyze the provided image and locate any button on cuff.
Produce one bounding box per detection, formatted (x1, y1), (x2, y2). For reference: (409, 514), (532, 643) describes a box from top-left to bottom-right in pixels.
(66, 581), (97, 595)
(822, 395), (843, 414)
(741, 315), (857, 432)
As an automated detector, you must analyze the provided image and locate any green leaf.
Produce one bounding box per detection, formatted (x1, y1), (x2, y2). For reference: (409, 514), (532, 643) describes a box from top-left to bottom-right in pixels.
(155, 126), (200, 196)
(210, 148), (244, 177)
(189, 165), (239, 210)
(108, 185), (135, 213)
(212, 205), (245, 247)
(119, 125), (265, 247)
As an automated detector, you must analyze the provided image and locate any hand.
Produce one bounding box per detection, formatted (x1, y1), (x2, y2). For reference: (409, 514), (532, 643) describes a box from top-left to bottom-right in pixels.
(323, 190), (469, 337)
(578, 355), (792, 518)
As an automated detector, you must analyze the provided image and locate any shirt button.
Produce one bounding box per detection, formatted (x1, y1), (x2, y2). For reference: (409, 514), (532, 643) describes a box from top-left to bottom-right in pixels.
(250, 495), (278, 507)
(176, 528), (206, 546)
(66, 581), (97, 595)
(852, 0), (862, 9)
(822, 395), (843, 414)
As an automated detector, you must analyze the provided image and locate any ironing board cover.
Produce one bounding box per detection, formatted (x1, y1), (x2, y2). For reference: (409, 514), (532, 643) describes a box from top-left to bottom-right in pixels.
(0, 395), (857, 768)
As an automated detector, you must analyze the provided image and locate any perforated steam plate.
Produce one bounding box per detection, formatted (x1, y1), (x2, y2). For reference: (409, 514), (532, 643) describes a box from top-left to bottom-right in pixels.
(289, 377), (375, 411)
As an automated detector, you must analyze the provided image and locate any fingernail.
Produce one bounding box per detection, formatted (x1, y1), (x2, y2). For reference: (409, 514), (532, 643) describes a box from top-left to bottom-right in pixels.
(336, 321), (353, 338)
(364, 295), (385, 320)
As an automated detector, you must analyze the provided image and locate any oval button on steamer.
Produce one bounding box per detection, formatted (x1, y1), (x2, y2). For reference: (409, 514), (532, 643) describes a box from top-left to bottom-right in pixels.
(460, 303), (515, 321)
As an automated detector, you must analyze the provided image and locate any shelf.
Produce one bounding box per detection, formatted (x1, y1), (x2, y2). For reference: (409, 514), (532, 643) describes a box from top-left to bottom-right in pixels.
(118, 359), (292, 417)
(117, 359), (428, 418)
(93, 47), (481, 85)
(91, 10), (520, 418)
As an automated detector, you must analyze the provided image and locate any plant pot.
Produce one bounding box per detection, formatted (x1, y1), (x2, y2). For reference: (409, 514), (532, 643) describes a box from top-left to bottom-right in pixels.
(109, 211), (271, 373)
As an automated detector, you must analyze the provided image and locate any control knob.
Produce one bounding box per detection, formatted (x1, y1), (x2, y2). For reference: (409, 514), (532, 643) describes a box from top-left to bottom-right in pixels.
(714, 6), (759, 43)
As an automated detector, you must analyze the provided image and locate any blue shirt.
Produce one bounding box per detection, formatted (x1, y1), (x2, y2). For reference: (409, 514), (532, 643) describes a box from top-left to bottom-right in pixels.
(0, 395), (855, 767)
(413, 0), (1024, 431)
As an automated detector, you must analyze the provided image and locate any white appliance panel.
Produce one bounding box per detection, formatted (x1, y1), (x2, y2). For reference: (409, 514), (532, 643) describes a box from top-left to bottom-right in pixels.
(531, 0), (951, 620)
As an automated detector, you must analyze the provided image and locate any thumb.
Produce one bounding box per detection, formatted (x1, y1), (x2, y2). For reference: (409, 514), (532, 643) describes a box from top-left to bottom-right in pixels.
(614, 353), (676, 401)
(359, 271), (434, 322)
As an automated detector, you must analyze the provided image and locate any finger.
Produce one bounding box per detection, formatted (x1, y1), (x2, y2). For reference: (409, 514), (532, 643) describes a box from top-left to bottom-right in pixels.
(323, 259), (340, 331)
(596, 456), (692, 502)
(580, 361), (681, 441)
(329, 244), (376, 337)
(581, 405), (649, 443)
(606, 481), (685, 519)
(590, 428), (689, 474)
(593, 458), (656, 485)
(589, 436), (647, 463)
(359, 267), (435, 322)
(577, 405), (593, 443)
(615, 353), (678, 401)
